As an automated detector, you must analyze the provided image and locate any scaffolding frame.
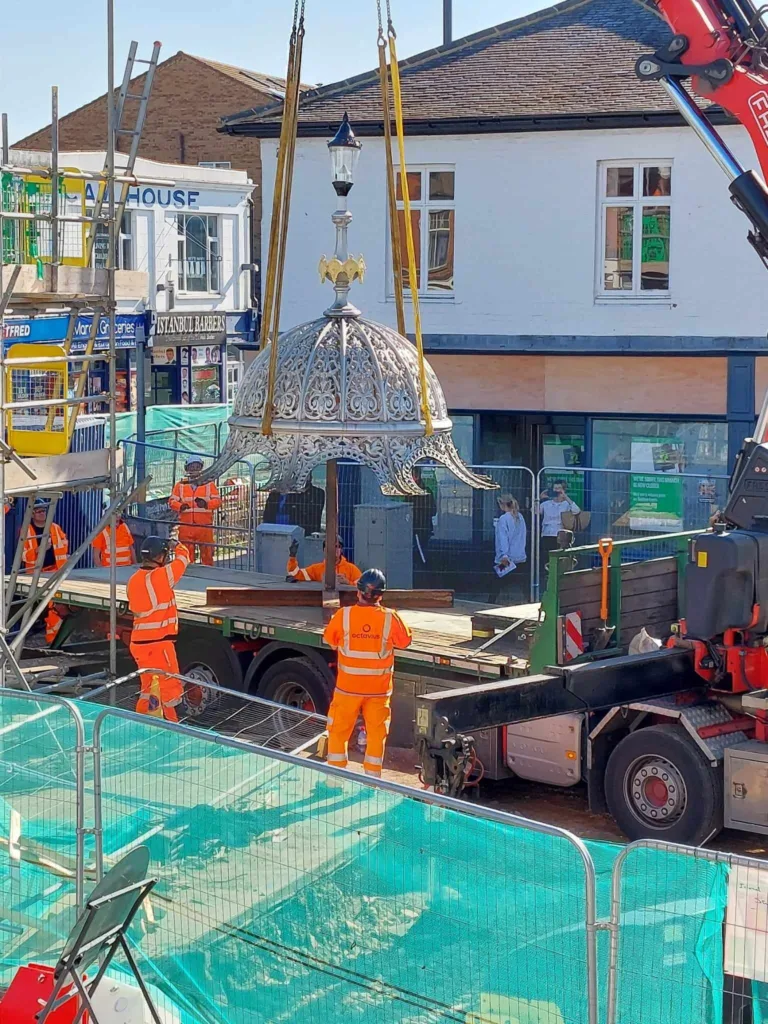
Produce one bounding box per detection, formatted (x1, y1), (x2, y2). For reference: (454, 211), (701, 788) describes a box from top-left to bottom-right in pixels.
(0, 9), (161, 689)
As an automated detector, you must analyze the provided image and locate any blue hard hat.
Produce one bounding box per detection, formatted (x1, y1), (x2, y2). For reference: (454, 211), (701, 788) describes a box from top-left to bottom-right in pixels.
(33, 498), (50, 509)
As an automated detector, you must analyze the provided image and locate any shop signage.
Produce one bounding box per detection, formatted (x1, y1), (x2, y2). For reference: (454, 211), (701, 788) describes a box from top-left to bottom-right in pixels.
(629, 436), (684, 532)
(2, 313), (144, 351)
(85, 183), (201, 209)
(154, 312), (226, 344)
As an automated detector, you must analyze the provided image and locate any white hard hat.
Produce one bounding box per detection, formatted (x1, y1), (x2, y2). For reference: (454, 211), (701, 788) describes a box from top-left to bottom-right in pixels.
(184, 455), (204, 471)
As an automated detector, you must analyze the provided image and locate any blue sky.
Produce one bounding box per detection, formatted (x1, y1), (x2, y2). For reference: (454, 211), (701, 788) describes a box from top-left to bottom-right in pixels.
(2, 0), (542, 143)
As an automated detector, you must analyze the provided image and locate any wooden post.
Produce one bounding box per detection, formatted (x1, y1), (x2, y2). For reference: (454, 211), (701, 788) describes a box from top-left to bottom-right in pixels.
(324, 459), (338, 592)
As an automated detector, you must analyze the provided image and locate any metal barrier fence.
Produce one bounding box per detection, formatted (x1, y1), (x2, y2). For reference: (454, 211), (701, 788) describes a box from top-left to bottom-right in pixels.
(5, 687), (768, 1022)
(607, 840), (768, 1024)
(115, 441), (730, 603)
(90, 705), (599, 1024)
(0, 690), (88, 982)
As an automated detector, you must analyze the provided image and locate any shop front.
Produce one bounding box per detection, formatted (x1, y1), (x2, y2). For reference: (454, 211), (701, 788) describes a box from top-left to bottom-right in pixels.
(2, 312), (146, 412)
(151, 312), (226, 406)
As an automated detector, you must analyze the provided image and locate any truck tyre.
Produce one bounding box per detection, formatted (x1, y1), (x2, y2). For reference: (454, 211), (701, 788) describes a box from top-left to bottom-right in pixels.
(604, 724), (723, 844)
(176, 628), (244, 695)
(256, 657), (333, 715)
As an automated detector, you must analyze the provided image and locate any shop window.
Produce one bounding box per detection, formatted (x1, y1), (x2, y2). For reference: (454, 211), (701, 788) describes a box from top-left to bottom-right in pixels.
(227, 360), (241, 404)
(87, 211), (133, 270)
(177, 214), (221, 293)
(591, 418), (728, 535)
(598, 161), (671, 297)
(389, 167), (455, 296)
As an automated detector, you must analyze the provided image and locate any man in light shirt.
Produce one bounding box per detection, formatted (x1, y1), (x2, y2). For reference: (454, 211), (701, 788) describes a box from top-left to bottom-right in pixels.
(539, 480), (580, 583)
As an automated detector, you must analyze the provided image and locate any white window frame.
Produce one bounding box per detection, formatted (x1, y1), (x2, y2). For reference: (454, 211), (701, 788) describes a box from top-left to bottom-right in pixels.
(198, 160), (232, 169)
(86, 209), (134, 270)
(227, 359), (241, 404)
(176, 213), (221, 295)
(596, 160), (672, 300)
(388, 165), (456, 299)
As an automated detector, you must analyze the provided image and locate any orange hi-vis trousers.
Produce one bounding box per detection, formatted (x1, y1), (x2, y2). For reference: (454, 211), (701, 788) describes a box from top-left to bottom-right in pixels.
(130, 639), (184, 722)
(179, 525), (215, 566)
(326, 690), (391, 777)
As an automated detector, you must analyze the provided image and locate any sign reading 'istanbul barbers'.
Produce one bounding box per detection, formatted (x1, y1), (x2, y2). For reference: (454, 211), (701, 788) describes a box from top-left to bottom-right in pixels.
(154, 312), (226, 344)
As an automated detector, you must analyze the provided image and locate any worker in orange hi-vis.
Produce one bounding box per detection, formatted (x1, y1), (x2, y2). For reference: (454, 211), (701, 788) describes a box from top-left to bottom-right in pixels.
(126, 535), (190, 721)
(322, 569), (412, 778)
(286, 534), (361, 586)
(23, 498), (69, 645)
(168, 455), (221, 566)
(92, 506), (136, 567)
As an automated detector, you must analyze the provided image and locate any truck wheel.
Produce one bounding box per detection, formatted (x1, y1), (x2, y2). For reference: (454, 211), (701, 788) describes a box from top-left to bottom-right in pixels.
(605, 724), (723, 844)
(257, 658), (333, 715)
(176, 630), (244, 715)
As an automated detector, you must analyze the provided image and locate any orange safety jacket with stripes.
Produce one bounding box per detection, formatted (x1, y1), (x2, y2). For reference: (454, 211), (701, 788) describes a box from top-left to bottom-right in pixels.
(92, 521), (135, 566)
(24, 523), (68, 573)
(287, 555), (361, 585)
(168, 479), (221, 527)
(126, 543), (190, 642)
(323, 603), (412, 696)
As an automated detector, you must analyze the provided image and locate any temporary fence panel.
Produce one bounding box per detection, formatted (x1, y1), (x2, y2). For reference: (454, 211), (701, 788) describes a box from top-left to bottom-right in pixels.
(252, 463), (536, 603)
(0, 692), (88, 985)
(607, 842), (733, 1024)
(93, 709), (598, 1024)
(536, 467), (728, 554)
(121, 441), (259, 570)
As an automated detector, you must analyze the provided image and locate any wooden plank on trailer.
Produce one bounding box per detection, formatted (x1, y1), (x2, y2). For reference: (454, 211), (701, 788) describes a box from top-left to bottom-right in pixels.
(205, 587), (455, 610)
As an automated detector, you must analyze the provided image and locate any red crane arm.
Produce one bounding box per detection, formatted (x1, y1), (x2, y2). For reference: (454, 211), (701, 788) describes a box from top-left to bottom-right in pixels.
(652, 0), (768, 180)
(636, 0), (768, 269)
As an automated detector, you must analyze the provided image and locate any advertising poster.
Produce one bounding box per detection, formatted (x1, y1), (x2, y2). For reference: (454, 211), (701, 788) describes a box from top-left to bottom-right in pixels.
(542, 434), (585, 506)
(629, 436), (684, 532)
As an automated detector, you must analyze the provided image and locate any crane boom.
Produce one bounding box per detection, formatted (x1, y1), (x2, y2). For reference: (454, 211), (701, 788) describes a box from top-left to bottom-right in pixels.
(637, 0), (768, 265)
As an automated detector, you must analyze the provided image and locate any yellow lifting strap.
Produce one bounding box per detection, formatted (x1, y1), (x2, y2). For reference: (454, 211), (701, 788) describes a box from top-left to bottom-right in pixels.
(378, 38), (406, 338)
(385, 25), (434, 435)
(261, 1), (306, 436)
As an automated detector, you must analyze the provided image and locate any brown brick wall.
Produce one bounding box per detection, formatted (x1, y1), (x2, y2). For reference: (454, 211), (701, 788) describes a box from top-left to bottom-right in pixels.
(16, 52), (265, 263)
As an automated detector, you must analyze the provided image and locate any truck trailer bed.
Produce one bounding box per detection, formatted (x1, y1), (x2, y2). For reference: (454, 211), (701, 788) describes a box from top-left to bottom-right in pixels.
(15, 565), (538, 679)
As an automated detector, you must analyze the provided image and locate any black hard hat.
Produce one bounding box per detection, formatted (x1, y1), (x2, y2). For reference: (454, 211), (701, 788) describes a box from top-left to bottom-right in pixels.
(139, 536), (169, 562)
(357, 568), (387, 597)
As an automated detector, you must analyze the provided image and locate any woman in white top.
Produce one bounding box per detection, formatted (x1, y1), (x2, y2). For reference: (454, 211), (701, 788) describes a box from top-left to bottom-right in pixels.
(491, 495), (527, 604)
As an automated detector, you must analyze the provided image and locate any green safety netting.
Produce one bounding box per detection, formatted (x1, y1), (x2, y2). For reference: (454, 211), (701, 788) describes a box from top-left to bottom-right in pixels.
(0, 696), (732, 1024)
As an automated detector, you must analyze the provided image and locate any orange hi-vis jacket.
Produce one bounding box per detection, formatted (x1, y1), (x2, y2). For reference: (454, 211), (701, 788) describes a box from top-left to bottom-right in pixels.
(24, 523), (68, 573)
(168, 479), (221, 527)
(93, 522), (135, 566)
(323, 603), (412, 696)
(287, 555), (361, 585)
(126, 543), (190, 642)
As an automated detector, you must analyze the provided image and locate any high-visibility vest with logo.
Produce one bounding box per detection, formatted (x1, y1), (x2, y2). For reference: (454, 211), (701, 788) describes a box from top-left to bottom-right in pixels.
(93, 522), (135, 566)
(126, 544), (190, 641)
(24, 523), (68, 573)
(323, 604), (412, 696)
(168, 479), (221, 526)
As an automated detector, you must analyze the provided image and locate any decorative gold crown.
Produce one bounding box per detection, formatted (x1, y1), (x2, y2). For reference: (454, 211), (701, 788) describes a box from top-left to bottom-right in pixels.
(318, 254), (366, 285)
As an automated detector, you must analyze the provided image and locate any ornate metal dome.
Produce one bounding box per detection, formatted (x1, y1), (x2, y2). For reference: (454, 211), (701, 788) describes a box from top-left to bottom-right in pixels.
(206, 313), (493, 496)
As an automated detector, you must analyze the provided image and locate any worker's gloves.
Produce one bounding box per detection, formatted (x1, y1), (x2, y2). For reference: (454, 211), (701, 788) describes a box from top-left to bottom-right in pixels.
(180, 503), (191, 512)
(288, 538), (299, 558)
(335, 573), (348, 586)
(194, 497), (208, 508)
